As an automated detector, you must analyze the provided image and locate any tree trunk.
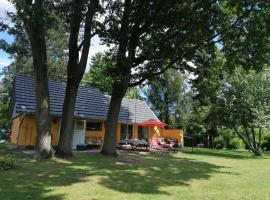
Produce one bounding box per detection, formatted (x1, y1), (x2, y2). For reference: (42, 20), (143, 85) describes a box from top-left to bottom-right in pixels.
(250, 146), (262, 156)
(101, 82), (129, 156)
(56, 81), (79, 157)
(34, 66), (53, 159)
(55, 0), (99, 158)
(23, 0), (53, 159)
(234, 126), (262, 156)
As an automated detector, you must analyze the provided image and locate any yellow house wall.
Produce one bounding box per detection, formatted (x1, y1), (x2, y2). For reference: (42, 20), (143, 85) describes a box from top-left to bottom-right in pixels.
(10, 115), (60, 146)
(85, 122), (124, 143)
(10, 117), (21, 144)
(146, 126), (184, 144)
(159, 128), (184, 144)
(11, 115), (184, 146)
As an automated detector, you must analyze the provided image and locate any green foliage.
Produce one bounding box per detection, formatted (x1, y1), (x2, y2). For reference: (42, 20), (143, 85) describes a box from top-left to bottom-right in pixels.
(214, 129), (244, 150)
(144, 69), (187, 128)
(262, 132), (270, 151)
(215, 68), (270, 154)
(0, 101), (9, 130)
(0, 4), (68, 130)
(216, 68), (270, 130)
(83, 52), (142, 99)
(82, 52), (115, 95)
(125, 87), (142, 100)
(221, 1), (270, 71)
(213, 136), (226, 149)
(0, 154), (16, 171)
(229, 138), (243, 150)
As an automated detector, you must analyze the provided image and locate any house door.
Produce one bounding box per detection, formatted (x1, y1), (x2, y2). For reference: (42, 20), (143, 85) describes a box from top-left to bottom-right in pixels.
(72, 120), (86, 149)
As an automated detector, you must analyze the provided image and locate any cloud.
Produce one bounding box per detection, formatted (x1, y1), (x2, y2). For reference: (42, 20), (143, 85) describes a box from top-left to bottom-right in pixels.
(0, 0), (15, 18)
(0, 58), (12, 68)
(0, 0), (15, 12)
(85, 35), (109, 71)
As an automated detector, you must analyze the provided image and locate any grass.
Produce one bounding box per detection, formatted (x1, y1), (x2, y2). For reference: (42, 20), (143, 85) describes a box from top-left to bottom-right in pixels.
(1, 145), (270, 200)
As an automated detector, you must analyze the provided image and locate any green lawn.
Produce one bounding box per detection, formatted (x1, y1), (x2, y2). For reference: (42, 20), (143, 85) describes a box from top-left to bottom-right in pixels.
(1, 145), (270, 200)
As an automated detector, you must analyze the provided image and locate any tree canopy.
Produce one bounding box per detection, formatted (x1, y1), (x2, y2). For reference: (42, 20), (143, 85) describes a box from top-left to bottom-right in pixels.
(215, 68), (270, 155)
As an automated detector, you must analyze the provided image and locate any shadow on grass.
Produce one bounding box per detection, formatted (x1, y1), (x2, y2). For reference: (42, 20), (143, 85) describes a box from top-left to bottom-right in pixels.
(182, 147), (270, 160)
(0, 145), (233, 199)
(91, 153), (233, 195)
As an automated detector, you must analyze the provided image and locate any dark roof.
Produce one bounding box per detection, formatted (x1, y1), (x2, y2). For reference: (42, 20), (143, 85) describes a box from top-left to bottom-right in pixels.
(105, 96), (159, 123)
(10, 74), (158, 123)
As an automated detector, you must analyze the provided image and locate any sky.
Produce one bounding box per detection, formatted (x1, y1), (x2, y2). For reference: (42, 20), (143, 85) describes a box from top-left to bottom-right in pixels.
(0, 0), (106, 74)
(0, 0), (15, 72)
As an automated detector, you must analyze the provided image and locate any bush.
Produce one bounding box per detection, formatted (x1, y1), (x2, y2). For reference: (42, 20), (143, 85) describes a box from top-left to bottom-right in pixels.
(0, 154), (16, 170)
(214, 129), (244, 150)
(214, 136), (225, 149)
(262, 133), (270, 151)
(228, 138), (243, 150)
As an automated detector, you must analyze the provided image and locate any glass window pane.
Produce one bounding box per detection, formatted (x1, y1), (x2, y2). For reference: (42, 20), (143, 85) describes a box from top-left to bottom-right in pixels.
(138, 126), (149, 140)
(86, 122), (102, 131)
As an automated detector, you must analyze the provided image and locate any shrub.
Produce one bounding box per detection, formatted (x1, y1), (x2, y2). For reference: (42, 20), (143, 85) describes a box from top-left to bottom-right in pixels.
(214, 128), (244, 150)
(214, 136), (225, 149)
(228, 138), (243, 150)
(262, 133), (270, 151)
(0, 154), (16, 170)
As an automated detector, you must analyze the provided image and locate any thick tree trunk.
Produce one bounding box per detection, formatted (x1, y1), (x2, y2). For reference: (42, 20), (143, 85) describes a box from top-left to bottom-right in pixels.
(101, 82), (129, 156)
(34, 64), (53, 159)
(234, 126), (262, 156)
(55, 0), (99, 158)
(23, 0), (53, 159)
(249, 145), (262, 156)
(56, 81), (79, 157)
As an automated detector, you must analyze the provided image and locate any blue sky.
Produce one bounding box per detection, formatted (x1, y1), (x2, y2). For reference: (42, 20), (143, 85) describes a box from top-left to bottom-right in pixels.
(0, 32), (14, 72)
(0, 0), (15, 73)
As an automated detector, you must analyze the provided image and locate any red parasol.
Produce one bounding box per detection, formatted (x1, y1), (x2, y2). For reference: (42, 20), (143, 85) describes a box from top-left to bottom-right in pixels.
(135, 119), (168, 127)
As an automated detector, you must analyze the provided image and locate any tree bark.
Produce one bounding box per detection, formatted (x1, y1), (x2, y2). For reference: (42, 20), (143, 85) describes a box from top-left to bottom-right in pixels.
(56, 82), (78, 157)
(56, 0), (99, 157)
(101, 83), (129, 155)
(233, 125), (262, 156)
(23, 0), (53, 159)
(34, 65), (53, 159)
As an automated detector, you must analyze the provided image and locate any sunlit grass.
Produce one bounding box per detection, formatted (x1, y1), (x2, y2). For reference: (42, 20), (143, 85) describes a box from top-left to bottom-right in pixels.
(0, 145), (270, 200)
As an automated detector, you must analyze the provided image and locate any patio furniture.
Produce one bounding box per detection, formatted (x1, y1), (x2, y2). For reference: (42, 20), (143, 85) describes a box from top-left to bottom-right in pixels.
(86, 137), (103, 148)
(150, 137), (169, 151)
(118, 138), (149, 151)
(135, 139), (149, 150)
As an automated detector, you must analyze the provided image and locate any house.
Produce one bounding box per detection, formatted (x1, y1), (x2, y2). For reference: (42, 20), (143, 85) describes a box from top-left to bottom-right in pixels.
(9, 75), (183, 149)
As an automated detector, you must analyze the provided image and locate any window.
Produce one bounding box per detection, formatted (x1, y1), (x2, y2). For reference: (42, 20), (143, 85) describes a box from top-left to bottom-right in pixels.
(120, 124), (133, 140)
(86, 122), (102, 131)
(138, 126), (149, 140)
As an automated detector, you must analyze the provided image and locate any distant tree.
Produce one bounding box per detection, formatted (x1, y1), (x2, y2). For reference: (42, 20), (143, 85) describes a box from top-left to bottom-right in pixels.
(215, 68), (270, 155)
(82, 52), (115, 94)
(82, 52), (142, 99)
(187, 48), (226, 147)
(125, 87), (142, 100)
(144, 69), (186, 129)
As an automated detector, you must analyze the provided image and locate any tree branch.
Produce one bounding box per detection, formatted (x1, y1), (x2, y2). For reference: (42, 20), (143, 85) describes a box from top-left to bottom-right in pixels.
(78, 0), (99, 70)
(129, 58), (178, 87)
